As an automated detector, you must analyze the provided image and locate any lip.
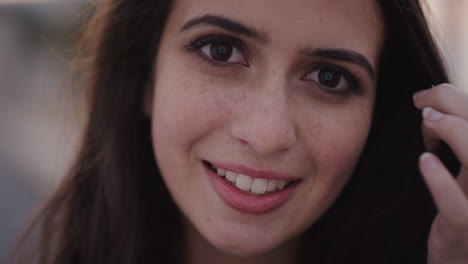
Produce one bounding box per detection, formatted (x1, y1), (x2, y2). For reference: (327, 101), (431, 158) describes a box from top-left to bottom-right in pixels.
(204, 161), (300, 215)
(209, 161), (301, 181)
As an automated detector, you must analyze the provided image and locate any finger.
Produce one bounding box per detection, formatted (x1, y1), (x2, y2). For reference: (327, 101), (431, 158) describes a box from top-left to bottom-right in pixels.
(419, 153), (468, 227)
(457, 167), (468, 197)
(413, 83), (468, 121)
(428, 216), (468, 264)
(422, 125), (440, 152)
(422, 107), (468, 166)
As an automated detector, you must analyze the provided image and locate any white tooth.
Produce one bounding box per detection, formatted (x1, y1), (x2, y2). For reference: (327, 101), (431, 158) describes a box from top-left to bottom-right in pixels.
(236, 174), (253, 191)
(251, 178), (268, 194)
(267, 179), (277, 192)
(217, 168), (226, 177)
(225, 171), (238, 182)
(277, 180), (287, 190)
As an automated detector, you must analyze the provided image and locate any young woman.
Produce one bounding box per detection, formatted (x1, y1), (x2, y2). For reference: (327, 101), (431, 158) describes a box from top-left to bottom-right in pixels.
(11, 0), (468, 263)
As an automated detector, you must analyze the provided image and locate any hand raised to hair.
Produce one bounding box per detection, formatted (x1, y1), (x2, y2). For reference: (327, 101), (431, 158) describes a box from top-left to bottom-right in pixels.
(413, 83), (468, 264)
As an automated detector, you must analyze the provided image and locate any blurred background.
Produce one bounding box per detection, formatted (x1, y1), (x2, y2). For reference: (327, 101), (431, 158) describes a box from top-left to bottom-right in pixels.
(0, 0), (467, 262)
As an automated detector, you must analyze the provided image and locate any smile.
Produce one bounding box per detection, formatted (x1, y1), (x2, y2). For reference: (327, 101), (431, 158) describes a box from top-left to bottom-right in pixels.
(204, 161), (300, 214)
(208, 163), (294, 195)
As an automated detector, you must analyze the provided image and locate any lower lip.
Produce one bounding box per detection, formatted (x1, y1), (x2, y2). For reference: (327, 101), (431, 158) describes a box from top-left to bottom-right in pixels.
(205, 163), (299, 215)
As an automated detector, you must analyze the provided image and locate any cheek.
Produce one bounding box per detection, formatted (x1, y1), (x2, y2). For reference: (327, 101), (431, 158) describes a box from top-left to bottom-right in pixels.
(293, 103), (372, 224)
(299, 98), (372, 170)
(152, 74), (224, 151)
(149, 72), (224, 212)
(316, 113), (369, 167)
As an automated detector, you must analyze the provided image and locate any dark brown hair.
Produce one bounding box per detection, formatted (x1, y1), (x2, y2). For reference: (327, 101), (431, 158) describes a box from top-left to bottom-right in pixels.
(10, 0), (459, 263)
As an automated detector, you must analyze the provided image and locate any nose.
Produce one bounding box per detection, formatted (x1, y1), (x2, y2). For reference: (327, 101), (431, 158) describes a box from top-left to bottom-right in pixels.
(230, 79), (297, 156)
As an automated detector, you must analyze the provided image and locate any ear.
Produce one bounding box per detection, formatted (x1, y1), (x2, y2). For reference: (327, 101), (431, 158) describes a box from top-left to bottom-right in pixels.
(142, 83), (154, 117)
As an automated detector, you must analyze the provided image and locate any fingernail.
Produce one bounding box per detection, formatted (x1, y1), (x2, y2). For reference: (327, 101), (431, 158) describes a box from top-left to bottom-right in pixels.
(413, 89), (429, 102)
(422, 107), (444, 122)
(420, 152), (439, 169)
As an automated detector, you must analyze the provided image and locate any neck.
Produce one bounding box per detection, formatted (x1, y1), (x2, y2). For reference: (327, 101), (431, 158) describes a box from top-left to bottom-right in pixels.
(183, 220), (302, 264)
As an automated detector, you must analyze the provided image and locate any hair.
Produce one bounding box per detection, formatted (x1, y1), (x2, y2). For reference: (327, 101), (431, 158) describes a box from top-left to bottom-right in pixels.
(9, 0), (460, 263)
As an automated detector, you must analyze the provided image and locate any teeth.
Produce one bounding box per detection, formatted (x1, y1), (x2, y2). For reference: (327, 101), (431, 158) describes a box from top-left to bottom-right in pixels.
(251, 178), (268, 194)
(236, 174), (253, 191)
(211, 164), (293, 194)
(225, 171), (238, 183)
(217, 168), (226, 177)
(267, 179), (277, 192)
(277, 180), (287, 190)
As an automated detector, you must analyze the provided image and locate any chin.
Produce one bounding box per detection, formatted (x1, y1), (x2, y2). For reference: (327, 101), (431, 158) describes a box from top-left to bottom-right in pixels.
(212, 237), (276, 257)
(203, 224), (291, 258)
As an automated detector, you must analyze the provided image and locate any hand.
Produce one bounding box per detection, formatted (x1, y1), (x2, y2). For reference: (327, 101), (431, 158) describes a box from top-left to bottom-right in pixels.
(413, 83), (468, 264)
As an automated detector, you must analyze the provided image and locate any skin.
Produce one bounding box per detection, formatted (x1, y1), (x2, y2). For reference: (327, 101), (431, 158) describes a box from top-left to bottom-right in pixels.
(146, 0), (468, 263)
(414, 84), (468, 264)
(148, 0), (382, 263)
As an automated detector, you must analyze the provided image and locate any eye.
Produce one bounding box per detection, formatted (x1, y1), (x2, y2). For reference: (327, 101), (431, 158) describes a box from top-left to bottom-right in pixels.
(302, 65), (358, 93)
(190, 35), (247, 65)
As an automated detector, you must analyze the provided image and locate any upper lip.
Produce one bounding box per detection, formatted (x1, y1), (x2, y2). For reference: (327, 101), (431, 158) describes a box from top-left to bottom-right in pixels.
(207, 160), (301, 181)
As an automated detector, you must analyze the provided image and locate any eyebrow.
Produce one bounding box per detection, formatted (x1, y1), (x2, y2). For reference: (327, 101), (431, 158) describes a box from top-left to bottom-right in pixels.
(180, 14), (269, 43)
(180, 14), (375, 79)
(304, 48), (375, 79)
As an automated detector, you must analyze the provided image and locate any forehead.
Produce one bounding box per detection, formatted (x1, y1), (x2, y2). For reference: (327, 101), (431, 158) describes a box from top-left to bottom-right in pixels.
(171, 1), (384, 42)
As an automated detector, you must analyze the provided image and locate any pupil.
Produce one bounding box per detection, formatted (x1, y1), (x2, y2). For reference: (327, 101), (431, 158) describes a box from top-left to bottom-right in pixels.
(210, 42), (232, 61)
(318, 69), (340, 87)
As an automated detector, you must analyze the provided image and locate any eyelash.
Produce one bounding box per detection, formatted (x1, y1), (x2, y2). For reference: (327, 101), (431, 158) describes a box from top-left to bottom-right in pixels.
(187, 35), (246, 67)
(186, 34), (363, 96)
(304, 64), (363, 95)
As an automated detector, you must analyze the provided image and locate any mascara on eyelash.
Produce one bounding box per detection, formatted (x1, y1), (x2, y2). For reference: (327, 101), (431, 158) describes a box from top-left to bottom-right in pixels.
(186, 36), (364, 96)
(186, 34), (248, 67)
(308, 64), (363, 94)
(189, 35), (244, 51)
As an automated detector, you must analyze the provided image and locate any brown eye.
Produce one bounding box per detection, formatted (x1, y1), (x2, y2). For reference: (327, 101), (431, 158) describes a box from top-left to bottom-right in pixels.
(210, 42), (233, 61)
(318, 69), (341, 88)
(199, 39), (246, 65)
(302, 65), (352, 92)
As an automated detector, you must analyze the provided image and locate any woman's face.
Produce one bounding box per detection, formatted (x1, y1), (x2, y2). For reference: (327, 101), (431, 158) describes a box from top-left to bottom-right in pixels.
(150, 0), (383, 257)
